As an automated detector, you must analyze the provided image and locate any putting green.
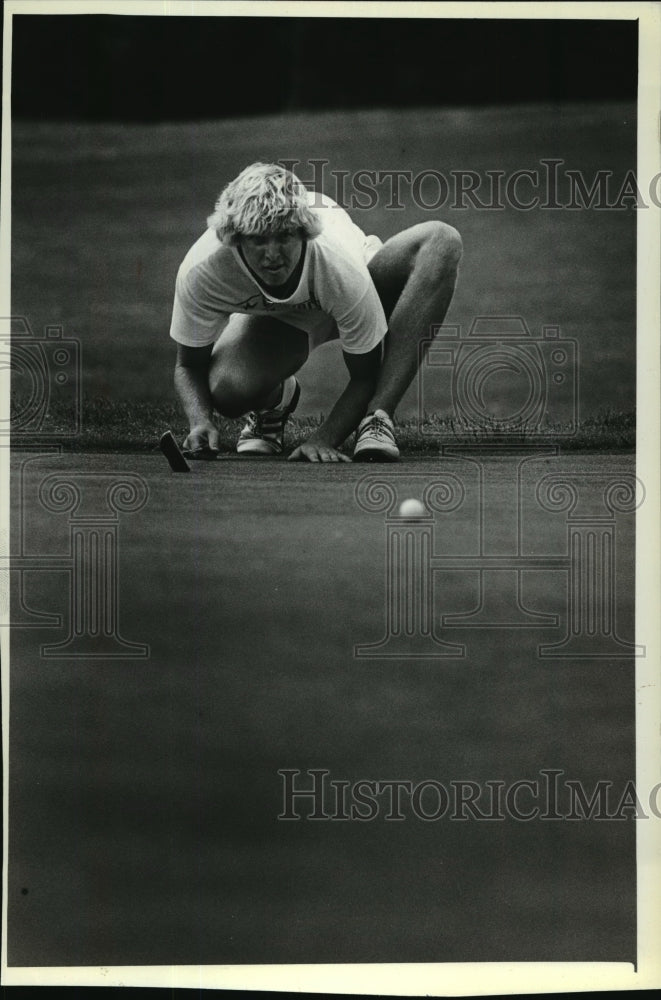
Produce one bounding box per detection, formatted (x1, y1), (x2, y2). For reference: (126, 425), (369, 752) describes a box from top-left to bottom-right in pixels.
(8, 451), (636, 966)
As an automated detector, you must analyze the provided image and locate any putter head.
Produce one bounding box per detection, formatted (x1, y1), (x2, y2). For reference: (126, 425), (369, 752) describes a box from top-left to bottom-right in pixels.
(160, 430), (191, 472)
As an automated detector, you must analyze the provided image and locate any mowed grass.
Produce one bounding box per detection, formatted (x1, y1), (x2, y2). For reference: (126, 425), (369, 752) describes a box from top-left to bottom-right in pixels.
(11, 103), (637, 434)
(9, 452), (636, 965)
(12, 395), (635, 453)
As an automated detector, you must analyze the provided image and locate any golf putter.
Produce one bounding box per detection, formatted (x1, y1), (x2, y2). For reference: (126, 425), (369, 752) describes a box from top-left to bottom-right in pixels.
(160, 430), (191, 472)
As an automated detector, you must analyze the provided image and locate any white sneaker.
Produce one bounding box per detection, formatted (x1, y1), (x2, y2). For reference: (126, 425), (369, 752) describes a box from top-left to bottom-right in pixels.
(353, 409), (400, 462)
(237, 377), (301, 456)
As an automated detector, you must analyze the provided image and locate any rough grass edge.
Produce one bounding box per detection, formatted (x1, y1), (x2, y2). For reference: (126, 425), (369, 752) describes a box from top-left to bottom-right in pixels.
(11, 399), (636, 453)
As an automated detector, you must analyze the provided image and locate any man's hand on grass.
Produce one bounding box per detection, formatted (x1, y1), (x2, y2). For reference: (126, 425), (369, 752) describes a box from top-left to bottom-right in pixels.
(183, 422), (220, 458)
(288, 438), (351, 463)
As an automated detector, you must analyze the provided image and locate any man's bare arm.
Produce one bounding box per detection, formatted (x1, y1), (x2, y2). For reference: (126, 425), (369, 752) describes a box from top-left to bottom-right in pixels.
(174, 343), (220, 453)
(288, 344), (382, 462)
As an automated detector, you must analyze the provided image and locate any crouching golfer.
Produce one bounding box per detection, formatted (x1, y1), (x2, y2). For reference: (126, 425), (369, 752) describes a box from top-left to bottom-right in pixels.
(171, 162), (462, 462)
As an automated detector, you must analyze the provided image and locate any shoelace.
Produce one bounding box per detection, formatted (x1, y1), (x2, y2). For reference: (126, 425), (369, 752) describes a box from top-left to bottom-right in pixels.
(242, 409), (284, 439)
(366, 415), (393, 441)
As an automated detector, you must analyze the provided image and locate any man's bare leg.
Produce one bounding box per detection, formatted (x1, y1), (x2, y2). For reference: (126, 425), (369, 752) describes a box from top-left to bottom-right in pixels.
(208, 314), (308, 417)
(208, 315), (308, 455)
(367, 220), (463, 416)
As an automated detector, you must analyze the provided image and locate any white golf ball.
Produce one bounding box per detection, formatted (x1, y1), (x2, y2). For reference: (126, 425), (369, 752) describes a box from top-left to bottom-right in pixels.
(399, 498), (427, 518)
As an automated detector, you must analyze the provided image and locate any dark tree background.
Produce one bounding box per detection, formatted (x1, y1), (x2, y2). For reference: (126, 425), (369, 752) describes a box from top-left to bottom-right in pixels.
(12, 16), (637, 121)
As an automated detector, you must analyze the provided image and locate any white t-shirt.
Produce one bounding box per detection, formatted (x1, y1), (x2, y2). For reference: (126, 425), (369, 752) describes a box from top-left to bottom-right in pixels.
(169, 194), (387, 354)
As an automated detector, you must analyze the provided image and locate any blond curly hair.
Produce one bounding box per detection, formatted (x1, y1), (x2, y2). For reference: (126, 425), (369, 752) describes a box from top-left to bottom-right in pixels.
(208, 162), (322, 245)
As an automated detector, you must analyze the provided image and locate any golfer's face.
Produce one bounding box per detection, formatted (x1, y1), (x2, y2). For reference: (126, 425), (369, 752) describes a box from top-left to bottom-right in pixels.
(240, 231), (304, 286)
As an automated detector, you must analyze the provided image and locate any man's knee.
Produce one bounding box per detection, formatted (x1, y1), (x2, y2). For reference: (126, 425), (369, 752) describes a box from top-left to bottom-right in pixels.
(209, 369), (268, 418)
(424, 220), (463, 268)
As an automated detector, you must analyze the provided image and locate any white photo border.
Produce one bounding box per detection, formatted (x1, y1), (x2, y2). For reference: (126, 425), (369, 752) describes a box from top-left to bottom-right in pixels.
(2, 1), (659, 993)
